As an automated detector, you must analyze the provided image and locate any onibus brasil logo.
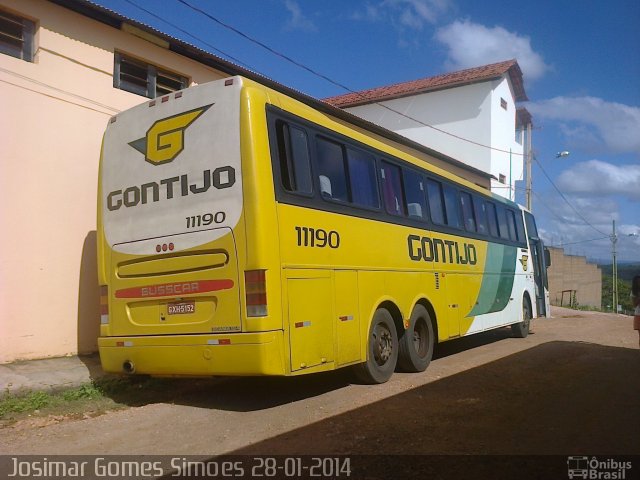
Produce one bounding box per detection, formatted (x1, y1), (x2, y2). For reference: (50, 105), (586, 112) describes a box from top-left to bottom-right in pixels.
(567, 456), (633, 479)
(129, 104), (213, 165)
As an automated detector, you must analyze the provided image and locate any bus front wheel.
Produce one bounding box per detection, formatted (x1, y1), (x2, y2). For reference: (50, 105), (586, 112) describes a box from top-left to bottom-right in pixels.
(511, 298), (532, 338)
(398, 305), (434, 372)
(354, 308), (398, 384)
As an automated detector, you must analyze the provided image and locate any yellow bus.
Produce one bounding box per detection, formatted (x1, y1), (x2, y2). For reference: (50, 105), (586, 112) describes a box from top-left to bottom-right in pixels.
(97, 76), (549, 383)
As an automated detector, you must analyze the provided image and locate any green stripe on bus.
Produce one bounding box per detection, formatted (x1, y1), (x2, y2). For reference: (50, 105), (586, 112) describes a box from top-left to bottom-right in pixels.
(467, 244), (517, 317)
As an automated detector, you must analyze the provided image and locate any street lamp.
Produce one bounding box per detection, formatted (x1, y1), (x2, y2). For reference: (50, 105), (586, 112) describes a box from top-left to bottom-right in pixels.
(526, 151), (570, 211)
(611, 221), (639, 313)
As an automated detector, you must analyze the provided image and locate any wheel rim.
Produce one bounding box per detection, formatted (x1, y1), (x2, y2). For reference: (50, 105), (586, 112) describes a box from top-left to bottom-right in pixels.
(373, 323), (393, 366)
(412, 319), (428, 358)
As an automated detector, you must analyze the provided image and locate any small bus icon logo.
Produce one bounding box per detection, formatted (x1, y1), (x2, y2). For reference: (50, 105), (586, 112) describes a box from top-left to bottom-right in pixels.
(567, 456), (589, 479)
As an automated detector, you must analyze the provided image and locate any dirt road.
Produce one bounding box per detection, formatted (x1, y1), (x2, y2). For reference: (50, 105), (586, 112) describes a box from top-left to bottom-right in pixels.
(1, 307), (638, 462)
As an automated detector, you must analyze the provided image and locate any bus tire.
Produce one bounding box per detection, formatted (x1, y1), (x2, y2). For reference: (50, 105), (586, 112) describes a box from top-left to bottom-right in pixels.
(398, 305), (434, 373)
(354, 308), (398, 384)
(511, 297), (532, 338)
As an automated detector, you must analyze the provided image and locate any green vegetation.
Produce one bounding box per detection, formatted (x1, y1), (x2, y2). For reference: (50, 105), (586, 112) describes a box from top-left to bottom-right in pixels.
(601, 274), (633, 313)
(0, 375), (220, 427)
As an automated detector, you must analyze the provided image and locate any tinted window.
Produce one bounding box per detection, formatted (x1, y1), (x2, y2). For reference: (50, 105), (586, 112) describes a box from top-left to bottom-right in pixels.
(443, 185), (462, 228)
(426, 179), (445, 225)
(381, 161), (404, 216)
(515, 211), (526, 243)
(506, 209), (518, 241)
(496, 204), (510, 239)
(486, 202), (499, 237)
(524, 211), (539, 239)
(404, 170), (427, 220)
(460, 192), (476, 232)
(276, 122), (312, 194)
(474, 198), (489, 235)
(347, 148), (379, 208)
(316, 137), (348, 202)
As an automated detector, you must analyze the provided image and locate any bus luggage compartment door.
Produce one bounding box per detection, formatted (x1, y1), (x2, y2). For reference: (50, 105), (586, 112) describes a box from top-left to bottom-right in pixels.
(286, 270), (334, 371)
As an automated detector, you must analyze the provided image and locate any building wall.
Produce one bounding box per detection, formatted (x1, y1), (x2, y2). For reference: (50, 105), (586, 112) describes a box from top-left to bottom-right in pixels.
(0, 0), (226, 363)
(488, 78), (524, 201)
(344, 77), (524, 199)
(547, 247), (602, 309)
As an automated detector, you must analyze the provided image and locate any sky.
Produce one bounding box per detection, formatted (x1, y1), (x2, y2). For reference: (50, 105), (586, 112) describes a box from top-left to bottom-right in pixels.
(95, 0), (640, 263)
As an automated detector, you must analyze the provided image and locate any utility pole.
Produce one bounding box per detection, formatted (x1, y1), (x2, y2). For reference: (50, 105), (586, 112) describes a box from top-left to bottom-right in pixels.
(525, 122), (532, 210)
(612, 219), (618, 313)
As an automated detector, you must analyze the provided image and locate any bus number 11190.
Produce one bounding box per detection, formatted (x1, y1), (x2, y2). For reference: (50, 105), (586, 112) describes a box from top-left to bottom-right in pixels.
(295, 226), (340, 249)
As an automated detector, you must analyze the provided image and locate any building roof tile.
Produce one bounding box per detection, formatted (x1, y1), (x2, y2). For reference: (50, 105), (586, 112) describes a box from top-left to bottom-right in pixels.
(324, 59), (527, 107)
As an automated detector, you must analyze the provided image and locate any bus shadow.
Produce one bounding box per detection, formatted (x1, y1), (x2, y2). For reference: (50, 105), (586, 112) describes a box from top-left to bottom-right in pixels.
(222, 341), (639, 457)
(98, 368), (355, 412)
(433, 327), (514, 360)
(99, 328), (519, 412)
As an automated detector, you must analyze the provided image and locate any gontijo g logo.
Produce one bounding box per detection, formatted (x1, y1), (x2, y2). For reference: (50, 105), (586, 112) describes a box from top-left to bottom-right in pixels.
(129, 104), (213, 165)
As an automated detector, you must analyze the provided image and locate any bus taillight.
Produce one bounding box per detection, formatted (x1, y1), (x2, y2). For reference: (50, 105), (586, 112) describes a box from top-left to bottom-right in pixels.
(245, 270), (267, 317)
(100, 285), (109, 324)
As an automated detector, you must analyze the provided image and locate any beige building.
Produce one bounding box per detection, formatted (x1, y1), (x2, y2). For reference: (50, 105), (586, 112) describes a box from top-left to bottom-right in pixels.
(0, 0), (235, 363)
(547, 247), (602, 309)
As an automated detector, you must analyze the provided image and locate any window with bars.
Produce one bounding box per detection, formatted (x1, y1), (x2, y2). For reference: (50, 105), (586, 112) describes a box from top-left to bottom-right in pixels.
(0, 9), (35, 62)
(113, 52), (188, 98)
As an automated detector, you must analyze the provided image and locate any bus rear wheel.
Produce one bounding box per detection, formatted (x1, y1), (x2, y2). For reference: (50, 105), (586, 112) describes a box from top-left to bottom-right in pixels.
(511, 298), (532, 338)
(354, 308), (398, 384)
(398, 305), (434, 372)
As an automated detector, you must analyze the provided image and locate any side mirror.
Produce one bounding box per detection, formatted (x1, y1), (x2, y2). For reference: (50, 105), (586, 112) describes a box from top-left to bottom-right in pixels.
(544, 247), (551, 268)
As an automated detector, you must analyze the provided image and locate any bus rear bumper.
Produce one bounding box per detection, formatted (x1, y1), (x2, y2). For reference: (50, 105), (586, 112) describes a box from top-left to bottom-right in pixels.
(98, 331), (286, 376)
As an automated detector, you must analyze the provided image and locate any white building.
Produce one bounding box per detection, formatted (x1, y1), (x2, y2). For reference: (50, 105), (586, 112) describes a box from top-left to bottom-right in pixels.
(325, 60), (533, 201)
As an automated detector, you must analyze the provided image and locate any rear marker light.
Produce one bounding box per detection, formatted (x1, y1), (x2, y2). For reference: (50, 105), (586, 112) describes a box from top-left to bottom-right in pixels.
(149, 100), (156, 107)
(207, 339), (231, 345)
(169, 243), (174, 251)
(156, 245), (161, 253)
(225, 79), (234, 86)
(175, 92), (183, 99)
(161, 96), (169, 103)
(100, 285), (109, 325)
(245, 270), (267, 317)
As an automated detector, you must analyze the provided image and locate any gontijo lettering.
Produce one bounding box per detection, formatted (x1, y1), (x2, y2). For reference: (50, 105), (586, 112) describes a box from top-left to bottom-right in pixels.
(408, 234), (477, 265)
(106, 166), (235, 211)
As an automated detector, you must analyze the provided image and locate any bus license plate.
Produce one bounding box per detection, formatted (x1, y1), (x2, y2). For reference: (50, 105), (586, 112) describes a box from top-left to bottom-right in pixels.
(167, 302), (195, 315)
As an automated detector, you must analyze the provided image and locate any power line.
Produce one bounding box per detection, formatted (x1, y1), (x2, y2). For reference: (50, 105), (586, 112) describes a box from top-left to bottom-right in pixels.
(557, 236), (610, 247)
(531, 156), (608, 237)
(175, 0), (524, 157)
(124, 0), (255, 71)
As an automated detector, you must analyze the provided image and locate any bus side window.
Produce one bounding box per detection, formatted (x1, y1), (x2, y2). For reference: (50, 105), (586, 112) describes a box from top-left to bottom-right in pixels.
(403, 169), (427, 220)
(426, 178), (445, 225)
(443, 184), (462, 229)
(276, 121), (312, 194)
(474, 196), (489, 235)
(347, 148), (379, 209)
(515, 211), (526, 243)
(380, 161), (405, 216)
(496, 204), (510, 240)
(460, 192), (476, 232)
(485, 202), (499, 237)
(316, 137), (349, 202)
(506, 209), (518, 242)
